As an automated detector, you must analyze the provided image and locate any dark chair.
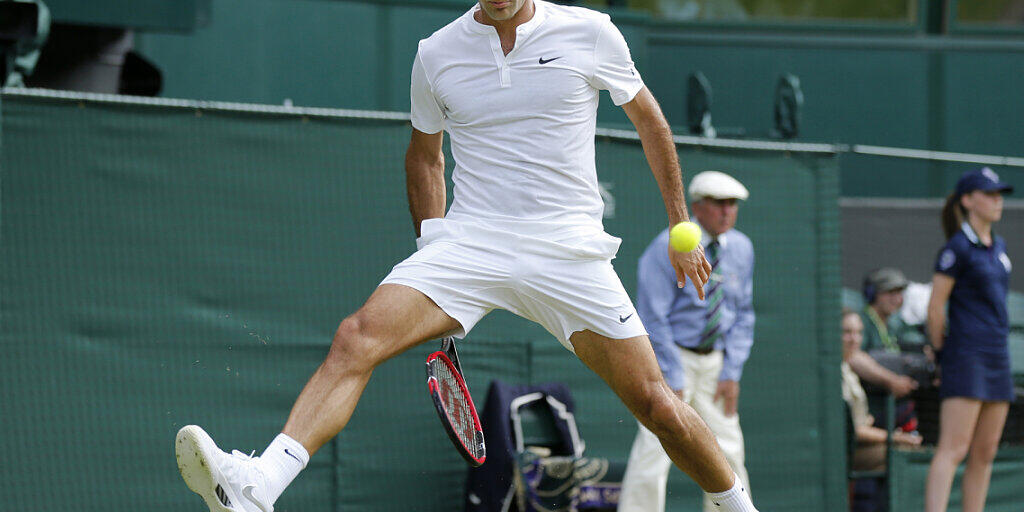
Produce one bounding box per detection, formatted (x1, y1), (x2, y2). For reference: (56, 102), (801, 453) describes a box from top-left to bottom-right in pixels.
(465, 381), (623, 512)
(510, 391), (583, 458)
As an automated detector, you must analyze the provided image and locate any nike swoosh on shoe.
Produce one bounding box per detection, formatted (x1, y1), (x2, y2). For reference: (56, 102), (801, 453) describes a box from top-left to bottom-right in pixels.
(242, 485), (273, 512)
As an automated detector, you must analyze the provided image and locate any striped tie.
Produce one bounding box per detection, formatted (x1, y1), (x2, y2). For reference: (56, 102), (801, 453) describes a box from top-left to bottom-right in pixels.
(698, 240), (723, 349)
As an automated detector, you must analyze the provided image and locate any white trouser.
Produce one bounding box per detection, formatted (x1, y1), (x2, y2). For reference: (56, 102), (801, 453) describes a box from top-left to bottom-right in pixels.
(618, 348), (750, 512)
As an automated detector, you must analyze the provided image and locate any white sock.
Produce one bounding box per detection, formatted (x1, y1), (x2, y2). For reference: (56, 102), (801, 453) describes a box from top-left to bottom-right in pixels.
(258, 433), (309, 504)
(706, 473), (757, 512)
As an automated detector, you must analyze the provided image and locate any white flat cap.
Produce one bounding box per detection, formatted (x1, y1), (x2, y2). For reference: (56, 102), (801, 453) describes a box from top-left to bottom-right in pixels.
(688, 171), (749, 201)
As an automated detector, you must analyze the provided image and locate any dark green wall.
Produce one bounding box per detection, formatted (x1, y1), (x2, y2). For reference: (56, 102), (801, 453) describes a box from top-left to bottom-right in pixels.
(646, 32), (1024, 196)
(942, 49), (1024, 155)
(645, 33), (931, 148)
(131, 0), (1024, 196)
(45, 0), (211, 31)
(138, 0), (388, 108)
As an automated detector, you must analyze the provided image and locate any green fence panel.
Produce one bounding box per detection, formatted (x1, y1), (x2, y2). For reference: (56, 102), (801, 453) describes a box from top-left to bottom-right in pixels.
(890, 446), (1024, 511)
(1, 91), (841, 511)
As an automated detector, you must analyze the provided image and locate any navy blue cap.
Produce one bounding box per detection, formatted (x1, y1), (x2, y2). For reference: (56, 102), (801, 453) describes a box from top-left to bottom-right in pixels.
(955, 167), (1014, 196)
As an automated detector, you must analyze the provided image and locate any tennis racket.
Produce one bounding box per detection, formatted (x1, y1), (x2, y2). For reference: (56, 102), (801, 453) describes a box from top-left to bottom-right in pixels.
(425, 336), (486, 466)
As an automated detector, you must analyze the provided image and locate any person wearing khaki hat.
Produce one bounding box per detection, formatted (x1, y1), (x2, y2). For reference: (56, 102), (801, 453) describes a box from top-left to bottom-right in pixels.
(851, 267), (920, 399)
(620, 170), (754, 512)
(859, 267), (912, 355)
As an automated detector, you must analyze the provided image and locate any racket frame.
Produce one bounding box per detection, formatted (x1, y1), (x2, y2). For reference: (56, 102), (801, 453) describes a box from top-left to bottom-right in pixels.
(425, 337), (486, 466)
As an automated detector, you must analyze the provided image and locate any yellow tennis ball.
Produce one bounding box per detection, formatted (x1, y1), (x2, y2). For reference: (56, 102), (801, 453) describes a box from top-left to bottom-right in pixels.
(669, 221), (701, 252)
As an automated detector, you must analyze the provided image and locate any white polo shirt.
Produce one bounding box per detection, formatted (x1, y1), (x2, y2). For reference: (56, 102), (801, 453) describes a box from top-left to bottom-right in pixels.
(410, 0), (644, 235)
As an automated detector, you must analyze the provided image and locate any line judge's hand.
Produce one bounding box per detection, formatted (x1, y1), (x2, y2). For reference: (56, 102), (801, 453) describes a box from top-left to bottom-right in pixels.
(714, 380), (740, 417)
(669, 244), (712, 300)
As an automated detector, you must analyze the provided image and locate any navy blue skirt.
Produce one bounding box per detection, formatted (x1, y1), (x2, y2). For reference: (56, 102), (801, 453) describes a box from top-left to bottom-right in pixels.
(940, 348), (1015, 402)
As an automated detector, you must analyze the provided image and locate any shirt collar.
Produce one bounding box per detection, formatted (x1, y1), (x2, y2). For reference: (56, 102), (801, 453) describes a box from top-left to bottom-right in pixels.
(463, 0), (548, 36)
(961, 221), (979, 245)
(700, 226), (728, 248)
(960, 221), (995, 248)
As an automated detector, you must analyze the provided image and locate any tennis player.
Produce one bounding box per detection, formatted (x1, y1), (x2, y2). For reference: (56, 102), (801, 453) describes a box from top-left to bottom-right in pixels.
(175, 1), (758, 511)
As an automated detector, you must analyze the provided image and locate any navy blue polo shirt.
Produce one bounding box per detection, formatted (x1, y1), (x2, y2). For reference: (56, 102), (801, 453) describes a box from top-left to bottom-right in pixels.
(934, 222), (1012, 353)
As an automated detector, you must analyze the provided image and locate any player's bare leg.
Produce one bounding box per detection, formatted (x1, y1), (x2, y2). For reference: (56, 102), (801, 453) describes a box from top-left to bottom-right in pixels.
(176, 284), (459, 512)
(283, 283), (461, 454)
(570, 330), (757, 511)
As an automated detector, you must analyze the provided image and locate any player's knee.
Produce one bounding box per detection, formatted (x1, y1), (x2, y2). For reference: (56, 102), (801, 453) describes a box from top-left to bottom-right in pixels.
(326, 315), (383, 372)
(636, 384), (694, 442)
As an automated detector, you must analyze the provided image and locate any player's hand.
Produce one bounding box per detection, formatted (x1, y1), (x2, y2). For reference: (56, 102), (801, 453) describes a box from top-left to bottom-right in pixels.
(673, 388), (685, 401)
(669, 244), (712, 300)
(715, 380), (739, 417)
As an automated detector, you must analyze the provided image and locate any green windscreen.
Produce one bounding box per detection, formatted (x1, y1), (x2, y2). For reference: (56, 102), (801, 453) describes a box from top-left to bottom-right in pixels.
(0, 91), (842, 511)
(44, 0), (211, 31)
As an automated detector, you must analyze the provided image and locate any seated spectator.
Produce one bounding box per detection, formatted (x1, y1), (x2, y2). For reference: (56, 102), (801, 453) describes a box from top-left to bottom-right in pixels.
(860, 267), (922, 354)
(854, 268), (924, 433)
(842, 308), (922, 472)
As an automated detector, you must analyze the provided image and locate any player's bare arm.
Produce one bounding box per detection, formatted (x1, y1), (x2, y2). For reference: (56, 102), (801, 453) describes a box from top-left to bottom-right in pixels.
(405, 128), (446, 236)
(623, 87), (712, 299)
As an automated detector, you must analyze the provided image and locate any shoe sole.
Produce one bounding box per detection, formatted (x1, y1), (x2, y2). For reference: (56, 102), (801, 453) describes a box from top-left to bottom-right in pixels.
(175, 425), (238, 512)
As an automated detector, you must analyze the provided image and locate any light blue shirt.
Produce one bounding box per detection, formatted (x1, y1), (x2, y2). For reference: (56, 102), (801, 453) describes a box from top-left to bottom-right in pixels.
(636, 227), (755, 390)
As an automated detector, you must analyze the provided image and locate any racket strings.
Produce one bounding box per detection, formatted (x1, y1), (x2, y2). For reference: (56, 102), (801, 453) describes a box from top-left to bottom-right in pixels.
(432, 359), (477, 452)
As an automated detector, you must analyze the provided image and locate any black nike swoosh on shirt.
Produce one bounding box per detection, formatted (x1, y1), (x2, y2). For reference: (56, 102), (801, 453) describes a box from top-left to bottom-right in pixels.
(619, 313), (634, 323)
(538, 56), (561, 65)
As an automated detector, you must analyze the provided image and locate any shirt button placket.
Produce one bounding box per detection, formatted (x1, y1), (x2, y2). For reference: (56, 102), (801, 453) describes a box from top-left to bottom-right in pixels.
(489, 34), (511, 88)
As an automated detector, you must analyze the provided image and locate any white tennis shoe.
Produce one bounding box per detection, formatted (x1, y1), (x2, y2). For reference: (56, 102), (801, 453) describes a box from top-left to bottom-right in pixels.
(176, 425), (273, 512)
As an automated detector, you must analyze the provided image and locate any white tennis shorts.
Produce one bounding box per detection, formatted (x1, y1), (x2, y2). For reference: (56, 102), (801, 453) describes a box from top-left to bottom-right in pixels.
(380, 218), (647, 351)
